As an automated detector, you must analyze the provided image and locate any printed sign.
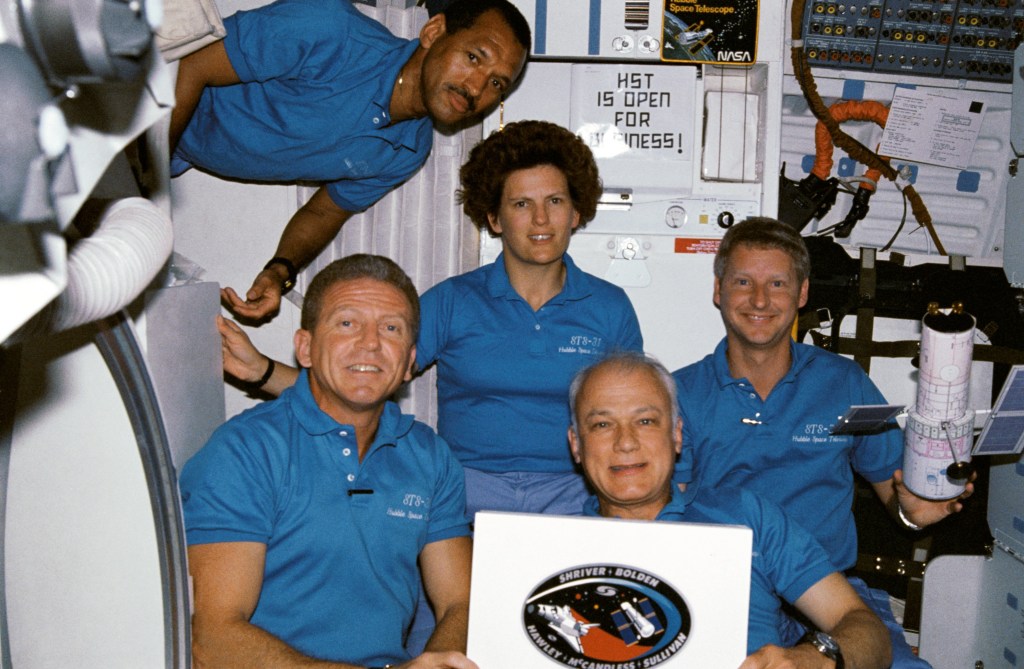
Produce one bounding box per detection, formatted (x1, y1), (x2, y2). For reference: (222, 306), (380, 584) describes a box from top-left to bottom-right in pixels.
(675, 237), (722, 254)
(569, 64), (697, 162)
(662, 0), (759, 65)
(879, 88), (985, 170)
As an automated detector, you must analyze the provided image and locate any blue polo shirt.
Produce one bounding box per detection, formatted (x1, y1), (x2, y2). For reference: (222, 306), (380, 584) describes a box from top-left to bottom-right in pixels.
(179, 370), (470, 666)
(416, 253), (643, 472)
(673, 339), (902, 571)
(585, 485), (834, 654)
(173, 0), (433, 212)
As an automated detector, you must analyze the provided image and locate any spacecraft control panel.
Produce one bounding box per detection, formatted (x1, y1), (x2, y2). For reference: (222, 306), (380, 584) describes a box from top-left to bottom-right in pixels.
(801, 0), (1024, 83)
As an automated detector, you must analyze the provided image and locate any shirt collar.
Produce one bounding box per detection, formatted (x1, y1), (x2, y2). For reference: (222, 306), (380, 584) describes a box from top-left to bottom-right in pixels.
(552, 253), (592, 304)
(484, 252), (594, 303)
(285, 369), (414, 447)
(582, 484), (697, 520)
(370, 39), (426, 152)
(711, 338), (812, 389)
(485, 253), (516, 298)
(711, 337), (738, 388)
(788, 340), (814, 377)
(656, 484), (700, 521)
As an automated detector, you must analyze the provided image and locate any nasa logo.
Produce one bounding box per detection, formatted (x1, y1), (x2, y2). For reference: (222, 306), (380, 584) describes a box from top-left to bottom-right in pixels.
(716, 50), (752, 62)
(521, 564), (690, 668)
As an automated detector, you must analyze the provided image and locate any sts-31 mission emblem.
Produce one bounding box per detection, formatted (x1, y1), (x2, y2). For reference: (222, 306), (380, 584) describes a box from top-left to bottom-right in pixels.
(522, 564), (691, 668)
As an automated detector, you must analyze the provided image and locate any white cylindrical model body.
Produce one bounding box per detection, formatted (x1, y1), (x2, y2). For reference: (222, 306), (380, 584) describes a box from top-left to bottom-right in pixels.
(903, 411), (975, 500)
(902, 309), (976, 499)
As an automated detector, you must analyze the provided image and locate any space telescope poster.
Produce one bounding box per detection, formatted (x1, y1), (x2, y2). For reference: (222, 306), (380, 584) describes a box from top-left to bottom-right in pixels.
(662, 0), (759, 65)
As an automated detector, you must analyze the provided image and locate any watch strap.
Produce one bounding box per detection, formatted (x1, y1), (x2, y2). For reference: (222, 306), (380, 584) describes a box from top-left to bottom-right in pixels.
(246, 357), (275, 391)
(263, 256), (297, 294)
(803, 630), (844, 669)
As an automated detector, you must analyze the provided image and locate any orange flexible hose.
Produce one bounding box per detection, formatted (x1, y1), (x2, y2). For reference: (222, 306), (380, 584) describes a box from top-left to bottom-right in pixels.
(811, 100), (889, 191)
(789, 0), (944, 253)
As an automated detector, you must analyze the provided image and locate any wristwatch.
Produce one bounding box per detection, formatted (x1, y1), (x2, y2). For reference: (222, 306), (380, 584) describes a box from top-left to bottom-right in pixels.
(803, 630), (844, 669)
(263, 256), (297, 294)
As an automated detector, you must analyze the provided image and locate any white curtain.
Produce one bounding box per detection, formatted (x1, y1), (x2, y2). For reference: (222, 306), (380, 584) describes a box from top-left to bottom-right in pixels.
(293, 4), (482, 427)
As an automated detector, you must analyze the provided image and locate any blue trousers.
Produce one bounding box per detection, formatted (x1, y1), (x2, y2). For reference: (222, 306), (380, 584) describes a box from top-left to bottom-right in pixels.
(405, 468), (590, 656)
(780, 575), (932, 668)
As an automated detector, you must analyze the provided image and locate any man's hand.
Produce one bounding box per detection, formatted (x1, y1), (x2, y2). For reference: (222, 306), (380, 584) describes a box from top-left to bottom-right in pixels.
(221, 267), (286, 321)
(220, 186), (354, 323)
(217, 315), (269, 382)
(216, 315), (300, 396)
(738, 643), (833, 668)
(395, 651), (479, 669)
(892, 468), (974, 528)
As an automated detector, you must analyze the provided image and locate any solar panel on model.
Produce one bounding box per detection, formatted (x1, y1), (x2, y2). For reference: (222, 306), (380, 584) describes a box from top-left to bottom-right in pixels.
(974, 366), (1024, 455)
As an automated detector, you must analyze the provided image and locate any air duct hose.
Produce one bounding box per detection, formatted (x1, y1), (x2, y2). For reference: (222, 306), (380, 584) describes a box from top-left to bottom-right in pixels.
(10, 197), (173, 342)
